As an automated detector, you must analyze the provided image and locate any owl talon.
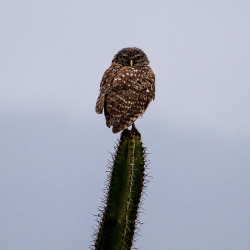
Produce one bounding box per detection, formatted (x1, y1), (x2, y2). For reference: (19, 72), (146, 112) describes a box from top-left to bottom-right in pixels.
(120, 125), (141, 140)
(131, 124), (141, 139)
(120, 129), (130, 139)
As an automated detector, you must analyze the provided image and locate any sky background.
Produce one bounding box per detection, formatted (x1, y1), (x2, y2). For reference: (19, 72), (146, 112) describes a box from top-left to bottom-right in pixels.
(1, 1), (250, 249)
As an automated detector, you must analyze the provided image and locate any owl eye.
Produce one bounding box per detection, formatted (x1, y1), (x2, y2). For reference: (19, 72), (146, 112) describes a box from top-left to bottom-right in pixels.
(121, 56), (128, 60)
(137, 56), (143, 60)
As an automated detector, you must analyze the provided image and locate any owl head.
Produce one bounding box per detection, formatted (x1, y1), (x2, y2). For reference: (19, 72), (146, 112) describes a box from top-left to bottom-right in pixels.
(112, 47), (149, 67)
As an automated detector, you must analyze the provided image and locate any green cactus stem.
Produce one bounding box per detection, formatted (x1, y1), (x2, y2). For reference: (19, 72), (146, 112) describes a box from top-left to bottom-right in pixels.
(94, 128), (147, 250)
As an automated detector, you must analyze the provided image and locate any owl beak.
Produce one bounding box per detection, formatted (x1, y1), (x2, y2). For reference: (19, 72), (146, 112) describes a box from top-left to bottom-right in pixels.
(130, 59), (133, 67)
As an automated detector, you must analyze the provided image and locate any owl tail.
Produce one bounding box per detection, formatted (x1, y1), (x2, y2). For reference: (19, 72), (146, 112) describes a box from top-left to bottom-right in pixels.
(112, 115), (139, 133)
(112, 125), (126, 133)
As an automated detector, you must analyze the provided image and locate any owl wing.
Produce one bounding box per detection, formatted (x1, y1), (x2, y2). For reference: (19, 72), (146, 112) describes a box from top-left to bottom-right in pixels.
(131, 78), (155, 118)
(95, 65), (122, 114)
(143, 68), (155, 101)
(131, 66), (155, 112)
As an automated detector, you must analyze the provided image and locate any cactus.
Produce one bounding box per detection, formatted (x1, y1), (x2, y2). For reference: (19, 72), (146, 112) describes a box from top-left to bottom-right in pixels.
(93, 128), (148, 250)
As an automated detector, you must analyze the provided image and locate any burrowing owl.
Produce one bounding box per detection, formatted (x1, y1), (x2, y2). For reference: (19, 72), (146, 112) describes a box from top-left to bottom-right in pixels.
(95, 47), (155, 133)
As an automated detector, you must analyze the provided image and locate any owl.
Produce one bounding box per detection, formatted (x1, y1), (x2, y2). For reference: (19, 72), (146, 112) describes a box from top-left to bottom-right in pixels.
(95, 47), (155, 134)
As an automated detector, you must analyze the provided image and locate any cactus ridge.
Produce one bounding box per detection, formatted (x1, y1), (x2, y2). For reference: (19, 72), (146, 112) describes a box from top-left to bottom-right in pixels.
(92, 129), (149, 250)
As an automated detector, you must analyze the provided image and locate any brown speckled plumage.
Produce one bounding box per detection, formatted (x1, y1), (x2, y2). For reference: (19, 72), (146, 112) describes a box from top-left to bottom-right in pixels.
(95, 47), (155, 133)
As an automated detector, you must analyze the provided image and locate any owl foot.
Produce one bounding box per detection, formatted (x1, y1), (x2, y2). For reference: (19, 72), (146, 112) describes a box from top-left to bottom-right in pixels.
(120, 124), (141, 140)
(131, 124), (141, 139)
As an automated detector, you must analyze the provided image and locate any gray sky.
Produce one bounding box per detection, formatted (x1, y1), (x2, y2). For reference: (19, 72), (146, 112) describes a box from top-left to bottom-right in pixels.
(1, 1), (250, 249)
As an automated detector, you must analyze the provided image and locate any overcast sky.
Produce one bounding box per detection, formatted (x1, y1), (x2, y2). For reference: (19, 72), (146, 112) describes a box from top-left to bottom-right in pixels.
(1, 1), (250, 249)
